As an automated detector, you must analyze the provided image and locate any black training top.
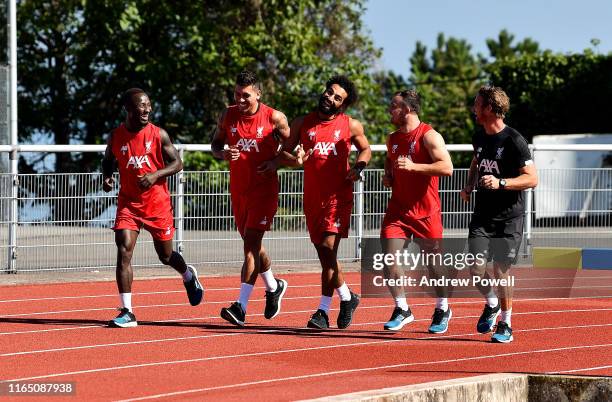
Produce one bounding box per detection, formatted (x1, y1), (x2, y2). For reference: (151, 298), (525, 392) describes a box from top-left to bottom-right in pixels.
(472, 125), (533, 220)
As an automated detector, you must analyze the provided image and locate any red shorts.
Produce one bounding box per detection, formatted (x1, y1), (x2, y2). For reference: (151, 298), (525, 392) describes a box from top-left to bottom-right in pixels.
(113, 206), (175, 241)
(381, 211), (443, 239)
(232, 192), (278, 237)
(305, 199), (352, 245)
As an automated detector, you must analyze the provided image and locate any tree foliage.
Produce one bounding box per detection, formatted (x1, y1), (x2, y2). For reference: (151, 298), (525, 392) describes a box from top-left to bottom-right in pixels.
(16, 0), (381, 173)
(487, 51), (612, 140)
(407, 34), (485, 165)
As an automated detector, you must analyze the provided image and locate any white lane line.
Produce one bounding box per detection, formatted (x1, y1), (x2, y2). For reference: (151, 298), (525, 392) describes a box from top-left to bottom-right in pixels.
(0, 283), (341, 304)
(4, 308), (611, 357)
(3, 324), (612, 383)
(553, 364), (612, 374)
(3, 293), (610, 318)
(3, 276), (611, 303)
(111, 343), (612, 401)
(1, 294), (611, 336)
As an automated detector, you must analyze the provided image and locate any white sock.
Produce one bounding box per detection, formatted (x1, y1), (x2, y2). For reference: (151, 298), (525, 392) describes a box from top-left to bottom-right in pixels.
(501, 309), (512, 326)
(182, 266), (193, 282)
(120, 293), (132, 312)
(436, 297), (448, 312)
(336, 282), (351, 301)
(259, 268), (278, 292)
(237, 283), (254, 311)
(486, 291), (499, 308)
(318, 295), (332, 313)
(394, 297), (409, 311)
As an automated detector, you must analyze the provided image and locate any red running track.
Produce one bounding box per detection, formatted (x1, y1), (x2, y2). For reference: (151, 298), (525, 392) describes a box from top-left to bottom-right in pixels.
(0, 272), (611, 401)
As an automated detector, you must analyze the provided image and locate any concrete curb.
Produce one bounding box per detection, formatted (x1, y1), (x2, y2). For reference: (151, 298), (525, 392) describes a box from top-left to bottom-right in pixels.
(301, 373), (611, 402)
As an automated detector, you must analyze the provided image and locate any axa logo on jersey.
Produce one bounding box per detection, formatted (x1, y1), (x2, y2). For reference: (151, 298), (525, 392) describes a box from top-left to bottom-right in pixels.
(236, 138), (260, 152)
(479, 159), (500, 174)
(313, 142), (337, 156)
(126, 155), (152, 169)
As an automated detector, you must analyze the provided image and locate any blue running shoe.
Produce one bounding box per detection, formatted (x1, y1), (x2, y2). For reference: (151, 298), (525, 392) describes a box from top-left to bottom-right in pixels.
(384, 307), (414, 331)
(184, 265), (204, 306)
(109, 308), (137, 328)
(428, 308), (452, 334)
(477, 303), (501, 333)
(491, 321), (513, 343)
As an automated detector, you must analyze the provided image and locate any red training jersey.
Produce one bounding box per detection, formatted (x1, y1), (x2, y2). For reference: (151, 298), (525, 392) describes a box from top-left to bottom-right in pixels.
(300, 112), (353, 206)
(222, 103), (279, 195)
(386, 122), (440, 219)
(111, 122), (173, 217)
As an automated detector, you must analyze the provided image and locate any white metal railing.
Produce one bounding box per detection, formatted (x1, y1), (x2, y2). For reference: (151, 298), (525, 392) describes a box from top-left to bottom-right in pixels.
(1, 144), (612, 273)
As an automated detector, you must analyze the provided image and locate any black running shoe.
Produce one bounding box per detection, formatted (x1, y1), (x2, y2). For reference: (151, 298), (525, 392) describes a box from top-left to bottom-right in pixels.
(264, 278), (287, 319)
(220, 302), (246, 327)
(183, 265), (204, 306)
(337, 291), (360, 329)
(307, 309), (330, 329)
(477, 303), (501, 334)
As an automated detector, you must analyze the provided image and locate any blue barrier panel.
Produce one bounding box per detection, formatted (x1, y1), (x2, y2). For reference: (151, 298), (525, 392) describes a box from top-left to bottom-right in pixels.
(582, 248), (612, 270)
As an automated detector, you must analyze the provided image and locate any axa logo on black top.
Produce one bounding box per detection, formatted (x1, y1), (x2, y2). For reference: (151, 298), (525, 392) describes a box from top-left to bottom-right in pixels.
(479, 159), (500, 174)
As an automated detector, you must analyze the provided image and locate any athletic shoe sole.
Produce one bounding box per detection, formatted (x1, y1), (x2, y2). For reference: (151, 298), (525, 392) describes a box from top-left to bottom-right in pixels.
(266, 279), (288, 320)
(306, 320), (328, 329)
(477, 308), (501, 334)
(491, 335), (514, 343)
(428, 309), (452, 334)
(384, 314), (415, 331)
(109, 320), (137, 328)
(220, 308), (244, 327)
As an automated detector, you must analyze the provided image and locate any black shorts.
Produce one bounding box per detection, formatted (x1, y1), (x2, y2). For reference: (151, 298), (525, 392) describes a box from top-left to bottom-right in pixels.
(468, 214), (524, 265)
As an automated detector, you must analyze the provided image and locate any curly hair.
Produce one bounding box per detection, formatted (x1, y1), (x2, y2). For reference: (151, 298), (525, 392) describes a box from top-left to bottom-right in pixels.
(325, 75), (358, 108)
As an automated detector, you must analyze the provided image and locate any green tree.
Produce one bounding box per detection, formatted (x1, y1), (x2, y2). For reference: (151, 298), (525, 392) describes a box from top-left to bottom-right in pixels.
(15, 0), (382, 221)
(408, 33), (485, 166)
(487, 51), (612, 139)
(17, 0), (381, 172)
(486, 29), (539, 60)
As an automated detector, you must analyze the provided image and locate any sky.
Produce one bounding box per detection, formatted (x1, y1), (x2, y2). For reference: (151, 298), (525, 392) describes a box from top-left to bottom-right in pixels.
(363, 0), (612, 76)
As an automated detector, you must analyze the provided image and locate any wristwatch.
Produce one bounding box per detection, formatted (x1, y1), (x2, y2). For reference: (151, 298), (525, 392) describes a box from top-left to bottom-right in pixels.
(499, 179), (507, 189)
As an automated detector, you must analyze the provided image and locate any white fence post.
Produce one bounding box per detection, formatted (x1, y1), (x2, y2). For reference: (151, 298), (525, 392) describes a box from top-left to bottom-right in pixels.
(354, 176), (364, 260)
(523, 146), (534, 258)
(176, 148), (185, 255)
(7, 148), (17, 273)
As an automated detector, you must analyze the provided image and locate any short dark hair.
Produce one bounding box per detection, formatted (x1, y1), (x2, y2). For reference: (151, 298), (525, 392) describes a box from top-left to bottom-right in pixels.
(236, 70), (260, 89)
(395, 89), (421, 113)
(121, 88), (147, 108)
(325, 75), (358, 108)
(478, 85), (510, 118)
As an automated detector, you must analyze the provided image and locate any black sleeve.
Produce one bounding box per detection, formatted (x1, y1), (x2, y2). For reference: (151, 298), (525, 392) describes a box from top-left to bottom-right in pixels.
(511, 134), (533, 169)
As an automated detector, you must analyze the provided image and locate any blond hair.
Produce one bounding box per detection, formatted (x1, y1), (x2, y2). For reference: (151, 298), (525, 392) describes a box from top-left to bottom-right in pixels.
(478, 86), (510, 118)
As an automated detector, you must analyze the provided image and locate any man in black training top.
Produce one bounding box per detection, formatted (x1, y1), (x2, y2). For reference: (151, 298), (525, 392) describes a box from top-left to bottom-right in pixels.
(461, 85), (538, 343)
